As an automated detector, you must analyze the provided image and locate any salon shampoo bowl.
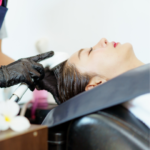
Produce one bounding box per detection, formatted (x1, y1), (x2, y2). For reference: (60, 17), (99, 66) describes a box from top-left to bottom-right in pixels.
(42, 104), (149, 150)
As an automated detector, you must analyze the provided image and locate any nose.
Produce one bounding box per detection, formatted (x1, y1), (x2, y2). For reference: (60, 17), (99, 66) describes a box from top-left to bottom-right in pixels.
(94, 38), (108, 49)
(99, 38), (108, 48)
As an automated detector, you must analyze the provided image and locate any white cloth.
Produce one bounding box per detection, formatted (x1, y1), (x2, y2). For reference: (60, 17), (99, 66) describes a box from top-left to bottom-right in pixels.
(0, 20), (7, 39)
(122, 93), (150, 128)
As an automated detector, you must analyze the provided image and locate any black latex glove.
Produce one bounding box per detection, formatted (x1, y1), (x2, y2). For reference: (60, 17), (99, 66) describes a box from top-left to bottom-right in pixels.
(36, 67), (60, 105)
(0, 51), (54, 91)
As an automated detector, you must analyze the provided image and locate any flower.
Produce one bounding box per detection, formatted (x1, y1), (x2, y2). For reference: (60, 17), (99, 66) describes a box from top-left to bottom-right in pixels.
(0, 100), (30, 132)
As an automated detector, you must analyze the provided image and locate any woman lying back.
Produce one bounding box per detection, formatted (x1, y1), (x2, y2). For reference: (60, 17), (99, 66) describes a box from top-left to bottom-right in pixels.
(36, 38), (144, 104)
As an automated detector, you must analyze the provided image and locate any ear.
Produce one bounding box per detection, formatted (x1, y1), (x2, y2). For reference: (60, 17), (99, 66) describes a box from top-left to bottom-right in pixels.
(85, 76), (107, 91)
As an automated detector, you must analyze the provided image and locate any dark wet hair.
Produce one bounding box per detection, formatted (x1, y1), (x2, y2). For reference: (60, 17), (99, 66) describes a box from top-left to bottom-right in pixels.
(53, 61), (92, 104)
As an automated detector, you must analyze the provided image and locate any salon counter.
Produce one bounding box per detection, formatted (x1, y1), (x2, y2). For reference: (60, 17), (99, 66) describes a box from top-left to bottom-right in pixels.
(0, 125), (48, 150)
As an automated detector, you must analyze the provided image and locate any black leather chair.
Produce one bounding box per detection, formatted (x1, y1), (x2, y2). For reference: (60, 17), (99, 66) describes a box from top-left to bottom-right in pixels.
(46, 105), (150, 150)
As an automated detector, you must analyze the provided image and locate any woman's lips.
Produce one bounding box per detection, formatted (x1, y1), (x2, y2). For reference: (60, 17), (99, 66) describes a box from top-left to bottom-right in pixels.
(112, 42), (119, 48)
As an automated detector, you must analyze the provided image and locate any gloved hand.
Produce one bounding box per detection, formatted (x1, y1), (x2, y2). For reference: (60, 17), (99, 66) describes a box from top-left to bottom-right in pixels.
(35, 67), (60, 105)
(0, 51), (54, 91)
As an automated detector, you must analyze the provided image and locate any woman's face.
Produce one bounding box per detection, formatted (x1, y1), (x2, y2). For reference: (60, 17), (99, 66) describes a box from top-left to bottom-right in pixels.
(68, 38), (136, 79)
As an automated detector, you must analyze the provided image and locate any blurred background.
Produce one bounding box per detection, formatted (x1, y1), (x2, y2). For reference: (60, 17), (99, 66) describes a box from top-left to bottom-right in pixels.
(0, 0), (150, 103)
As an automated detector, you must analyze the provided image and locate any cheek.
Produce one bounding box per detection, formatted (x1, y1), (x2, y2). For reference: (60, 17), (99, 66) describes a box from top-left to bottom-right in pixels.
(90, 50), (116, 66)
(87, 51), (109, 73)
(89, 49), (122, 74)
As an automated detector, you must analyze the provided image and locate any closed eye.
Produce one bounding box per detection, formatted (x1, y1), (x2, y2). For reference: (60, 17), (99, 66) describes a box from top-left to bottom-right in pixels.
(88, 47), (93, 55)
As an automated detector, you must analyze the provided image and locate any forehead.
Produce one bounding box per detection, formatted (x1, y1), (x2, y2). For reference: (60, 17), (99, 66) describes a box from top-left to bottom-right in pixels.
(68, 51), (79, 64)
(68, 48), (89, 64)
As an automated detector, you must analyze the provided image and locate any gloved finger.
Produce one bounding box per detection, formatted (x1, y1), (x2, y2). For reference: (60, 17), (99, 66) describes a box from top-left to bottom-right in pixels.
(24, 74), (35, 91)
(30, 60), (45, 80)
(29, 51), (54, 63)
(28, 84), (35, 91)
(22, 60), (44, 80)
(27, 79), (35, 91)
(29, 69), (41, 79)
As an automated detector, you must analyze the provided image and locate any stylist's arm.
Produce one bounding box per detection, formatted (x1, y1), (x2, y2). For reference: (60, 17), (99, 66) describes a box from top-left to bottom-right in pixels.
(0, 51), (54, 91)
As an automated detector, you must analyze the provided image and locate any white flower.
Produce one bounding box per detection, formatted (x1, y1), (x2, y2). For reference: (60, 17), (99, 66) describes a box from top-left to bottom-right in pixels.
(0, 100), (30, 132)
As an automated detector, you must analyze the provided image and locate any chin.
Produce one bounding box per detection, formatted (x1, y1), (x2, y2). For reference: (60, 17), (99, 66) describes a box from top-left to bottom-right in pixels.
(120, 43), (135, 60)
(123, 43), (133, 51)
(119, 43), (133, 54)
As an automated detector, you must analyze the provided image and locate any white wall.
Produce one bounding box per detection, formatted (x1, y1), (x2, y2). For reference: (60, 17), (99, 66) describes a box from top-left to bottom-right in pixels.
(0, 0), (150, 102)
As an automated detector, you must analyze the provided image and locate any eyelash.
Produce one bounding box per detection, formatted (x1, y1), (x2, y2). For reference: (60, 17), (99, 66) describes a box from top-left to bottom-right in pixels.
(89, 47), (93, 55)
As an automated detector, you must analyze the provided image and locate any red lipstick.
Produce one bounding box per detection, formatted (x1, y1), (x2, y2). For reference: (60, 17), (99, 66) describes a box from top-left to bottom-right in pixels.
(112, 42), (119, 48)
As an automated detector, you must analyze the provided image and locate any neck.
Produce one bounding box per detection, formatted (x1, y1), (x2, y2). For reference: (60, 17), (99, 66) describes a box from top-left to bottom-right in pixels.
(127, 57), (144, 70)
(109, 57), (144, 80)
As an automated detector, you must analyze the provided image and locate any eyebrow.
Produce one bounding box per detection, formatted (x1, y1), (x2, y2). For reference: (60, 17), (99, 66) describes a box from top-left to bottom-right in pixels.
(78, 48), (84, 59)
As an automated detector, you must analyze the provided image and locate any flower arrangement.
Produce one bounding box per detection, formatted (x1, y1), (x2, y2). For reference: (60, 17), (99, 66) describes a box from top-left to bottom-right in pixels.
(0, 100), (30, 132)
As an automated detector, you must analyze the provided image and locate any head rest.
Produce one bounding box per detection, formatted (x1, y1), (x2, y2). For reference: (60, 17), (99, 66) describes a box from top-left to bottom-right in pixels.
(50, 52), (70, 69)
(40, 51), (70, 69)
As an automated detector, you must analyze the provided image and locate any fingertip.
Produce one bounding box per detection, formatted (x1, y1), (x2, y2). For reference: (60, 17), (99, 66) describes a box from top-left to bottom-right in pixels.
(29, 84), (35, 91)
(48, 51), (54, 57)
(31, 51), (54, 62)
(41, 51), (54, 61)
(31, 87), (35, 91)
